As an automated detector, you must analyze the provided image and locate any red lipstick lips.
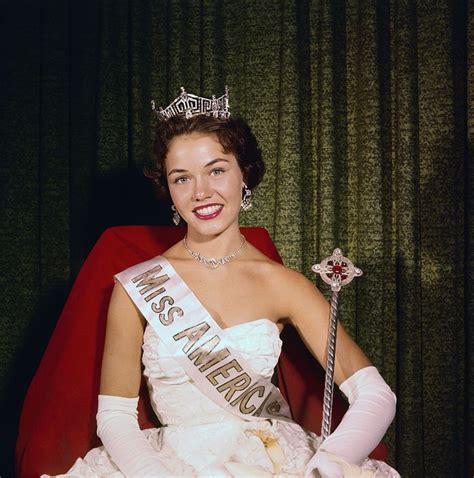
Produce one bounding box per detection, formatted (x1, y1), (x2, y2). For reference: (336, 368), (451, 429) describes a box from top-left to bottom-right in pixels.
(193, 204), (223, 220)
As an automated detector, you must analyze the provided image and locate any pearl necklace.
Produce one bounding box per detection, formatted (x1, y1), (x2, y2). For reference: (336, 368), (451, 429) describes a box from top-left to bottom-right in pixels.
(183, 234), (246, 269)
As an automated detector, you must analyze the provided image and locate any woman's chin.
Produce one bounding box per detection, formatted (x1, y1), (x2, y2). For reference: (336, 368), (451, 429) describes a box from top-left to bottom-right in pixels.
(186, 216), (239, 237)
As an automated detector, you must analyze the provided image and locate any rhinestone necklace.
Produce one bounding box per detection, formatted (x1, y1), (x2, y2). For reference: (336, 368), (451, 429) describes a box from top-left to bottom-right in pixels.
(183, 234), (246, 269)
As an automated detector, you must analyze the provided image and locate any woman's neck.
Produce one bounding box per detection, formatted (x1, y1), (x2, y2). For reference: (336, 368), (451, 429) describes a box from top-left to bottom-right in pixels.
(183, 225), (244, 259)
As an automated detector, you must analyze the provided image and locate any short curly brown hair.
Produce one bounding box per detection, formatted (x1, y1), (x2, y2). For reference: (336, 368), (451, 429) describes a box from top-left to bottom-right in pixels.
(144, 115), (265, 199)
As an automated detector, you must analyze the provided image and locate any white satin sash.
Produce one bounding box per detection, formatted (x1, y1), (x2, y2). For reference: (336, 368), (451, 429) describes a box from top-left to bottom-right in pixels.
(115, 255), (292, 423)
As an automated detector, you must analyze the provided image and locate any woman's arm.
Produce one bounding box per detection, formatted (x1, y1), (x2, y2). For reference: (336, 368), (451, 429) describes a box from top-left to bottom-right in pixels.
(100, 281), (145, 397)
(97, 282), (170, 477)
(275, 268), (396, 477)
(277, 268), (371, 385)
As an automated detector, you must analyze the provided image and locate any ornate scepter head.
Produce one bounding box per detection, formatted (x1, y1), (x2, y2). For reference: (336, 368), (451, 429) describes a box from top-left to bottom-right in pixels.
(311, 248), (362, 292)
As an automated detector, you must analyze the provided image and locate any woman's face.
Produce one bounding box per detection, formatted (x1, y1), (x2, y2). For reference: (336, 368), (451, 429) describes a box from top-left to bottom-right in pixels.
(165, 133), (244, 237)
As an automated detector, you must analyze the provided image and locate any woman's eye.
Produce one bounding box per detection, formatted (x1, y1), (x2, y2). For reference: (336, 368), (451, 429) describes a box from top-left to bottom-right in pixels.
(174, 176), (189, 184)
(211, 168), (225, 176)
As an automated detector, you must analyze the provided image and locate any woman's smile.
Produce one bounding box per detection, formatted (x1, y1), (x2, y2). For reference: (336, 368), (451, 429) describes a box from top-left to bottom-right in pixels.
(193, 203), (224, 220)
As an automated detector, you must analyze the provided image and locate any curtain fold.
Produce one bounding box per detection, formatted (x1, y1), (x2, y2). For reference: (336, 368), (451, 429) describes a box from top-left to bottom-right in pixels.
(389, 1), (423, 472)
(0, 1), (471, 476)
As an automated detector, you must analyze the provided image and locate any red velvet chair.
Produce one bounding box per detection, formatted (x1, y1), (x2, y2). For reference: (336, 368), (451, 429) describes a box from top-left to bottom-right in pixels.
(16, 226), (386, 477)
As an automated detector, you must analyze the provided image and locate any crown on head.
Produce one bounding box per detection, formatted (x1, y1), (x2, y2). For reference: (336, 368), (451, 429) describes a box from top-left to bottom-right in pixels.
(152, 86), (230, 120)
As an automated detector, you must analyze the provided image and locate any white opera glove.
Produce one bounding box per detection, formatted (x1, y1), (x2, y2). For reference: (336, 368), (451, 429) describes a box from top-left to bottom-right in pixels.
(305, 366), (397, 478)
(96, 394), (171, 477)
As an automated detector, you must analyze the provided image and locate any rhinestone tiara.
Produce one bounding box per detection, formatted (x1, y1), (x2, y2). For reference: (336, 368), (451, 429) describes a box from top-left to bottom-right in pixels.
(152, 86), (230, 120)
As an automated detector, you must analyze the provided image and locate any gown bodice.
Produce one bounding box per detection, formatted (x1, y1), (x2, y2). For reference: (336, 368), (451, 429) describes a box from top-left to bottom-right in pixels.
(142, 318), (283, 427)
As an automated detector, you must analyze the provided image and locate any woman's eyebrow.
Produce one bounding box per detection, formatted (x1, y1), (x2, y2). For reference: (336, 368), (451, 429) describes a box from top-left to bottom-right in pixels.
(204, 158), (230, 167)
(167, 168), (188, 176)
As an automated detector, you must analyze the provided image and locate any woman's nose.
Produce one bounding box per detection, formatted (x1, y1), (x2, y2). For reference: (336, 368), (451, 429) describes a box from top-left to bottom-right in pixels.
(192, 177), (212, 201)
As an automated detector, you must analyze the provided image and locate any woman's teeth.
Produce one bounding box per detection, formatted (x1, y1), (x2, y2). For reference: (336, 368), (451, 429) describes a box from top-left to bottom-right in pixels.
(195, 205), (223, 216)
(193, 204), (224, 220)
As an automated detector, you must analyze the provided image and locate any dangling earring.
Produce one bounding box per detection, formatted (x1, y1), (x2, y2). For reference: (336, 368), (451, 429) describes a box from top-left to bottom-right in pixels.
(241, 183), (252, 211)
(171, 205), (181, 225)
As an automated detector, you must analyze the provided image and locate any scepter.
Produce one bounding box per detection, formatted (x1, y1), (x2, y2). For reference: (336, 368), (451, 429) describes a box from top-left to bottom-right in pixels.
(311, 248), (362, 440)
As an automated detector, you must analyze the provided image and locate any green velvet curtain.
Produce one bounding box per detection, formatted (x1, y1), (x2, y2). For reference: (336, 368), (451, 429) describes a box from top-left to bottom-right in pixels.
(0, 1), (471, 476)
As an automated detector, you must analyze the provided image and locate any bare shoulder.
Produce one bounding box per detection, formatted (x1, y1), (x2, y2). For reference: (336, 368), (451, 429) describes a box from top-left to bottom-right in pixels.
(242, 247), (323, 316)
(247, 253), (316, 294)
(161, 240), (184, 260)
(107, 281), (146, 334)
(239, 243), (287, 279)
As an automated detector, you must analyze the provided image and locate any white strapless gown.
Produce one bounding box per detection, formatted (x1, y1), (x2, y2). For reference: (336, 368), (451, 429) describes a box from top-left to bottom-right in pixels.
(47, 319), (398, 477)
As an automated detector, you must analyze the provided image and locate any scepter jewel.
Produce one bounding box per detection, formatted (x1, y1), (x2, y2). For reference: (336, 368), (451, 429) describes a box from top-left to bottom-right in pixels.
(311, 248), (362, 441)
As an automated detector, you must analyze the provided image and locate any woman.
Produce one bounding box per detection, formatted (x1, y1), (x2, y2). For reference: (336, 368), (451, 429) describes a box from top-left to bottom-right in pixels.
(45, 88), (399, 477)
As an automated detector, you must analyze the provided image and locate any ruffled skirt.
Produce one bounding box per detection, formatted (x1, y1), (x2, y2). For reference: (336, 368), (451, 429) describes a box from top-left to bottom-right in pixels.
(41, 419), (399, 477)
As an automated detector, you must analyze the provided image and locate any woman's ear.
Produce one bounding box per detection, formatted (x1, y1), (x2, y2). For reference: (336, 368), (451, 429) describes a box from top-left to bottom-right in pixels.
(241, 170), (248, 187)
